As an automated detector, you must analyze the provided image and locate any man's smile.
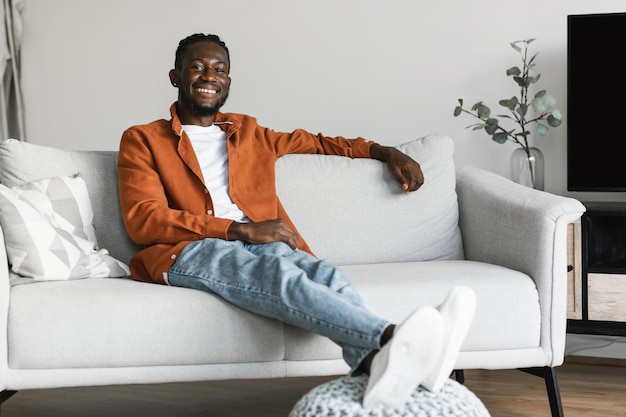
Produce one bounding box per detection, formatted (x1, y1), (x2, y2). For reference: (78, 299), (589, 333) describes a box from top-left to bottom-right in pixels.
(195, 86), (219, 95)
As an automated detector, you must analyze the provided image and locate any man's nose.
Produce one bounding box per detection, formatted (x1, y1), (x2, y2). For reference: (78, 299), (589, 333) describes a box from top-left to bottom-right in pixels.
(201, 69), (217, 81)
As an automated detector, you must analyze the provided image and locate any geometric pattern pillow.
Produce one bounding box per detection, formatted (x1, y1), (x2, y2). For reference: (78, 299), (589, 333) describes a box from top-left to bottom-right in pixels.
(0, 174), (130, 280)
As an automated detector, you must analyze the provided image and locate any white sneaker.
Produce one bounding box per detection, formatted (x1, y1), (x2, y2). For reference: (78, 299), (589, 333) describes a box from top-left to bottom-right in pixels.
(421, 286), (476, 393)
(362, 306), (444, 409)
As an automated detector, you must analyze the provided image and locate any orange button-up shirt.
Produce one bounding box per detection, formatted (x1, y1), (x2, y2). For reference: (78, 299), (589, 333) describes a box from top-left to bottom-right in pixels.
(118, 103), (374, 284)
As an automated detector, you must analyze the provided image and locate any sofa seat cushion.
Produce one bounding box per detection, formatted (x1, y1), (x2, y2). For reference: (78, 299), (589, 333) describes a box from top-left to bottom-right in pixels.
(8, 278), (285, 369)
(8, 261), (538, 372)
(284, 260), (540, 362)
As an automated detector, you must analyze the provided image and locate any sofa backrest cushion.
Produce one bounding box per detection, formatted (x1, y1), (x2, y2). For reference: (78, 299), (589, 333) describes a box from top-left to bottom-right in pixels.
(0, 134), (463, 271)
(276, 134), (464, 266)
(0, 139), (141, 266)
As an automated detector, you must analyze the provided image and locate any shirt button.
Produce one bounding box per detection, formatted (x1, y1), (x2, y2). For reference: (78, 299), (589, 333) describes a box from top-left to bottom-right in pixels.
(170, 254), (177, 260)
(207, 210), (213, 215)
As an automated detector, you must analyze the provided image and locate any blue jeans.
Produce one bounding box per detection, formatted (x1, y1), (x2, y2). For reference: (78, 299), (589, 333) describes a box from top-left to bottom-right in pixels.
(167, 239), (390, 373)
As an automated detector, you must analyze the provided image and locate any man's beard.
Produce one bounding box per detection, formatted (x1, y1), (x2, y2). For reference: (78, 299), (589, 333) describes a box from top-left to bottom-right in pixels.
(180, 90), (230, 118)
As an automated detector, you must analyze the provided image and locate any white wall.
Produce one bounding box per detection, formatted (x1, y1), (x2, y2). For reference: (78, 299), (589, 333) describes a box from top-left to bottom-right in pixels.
(20, 0), (626, 201)
(19, 0), (626, 358)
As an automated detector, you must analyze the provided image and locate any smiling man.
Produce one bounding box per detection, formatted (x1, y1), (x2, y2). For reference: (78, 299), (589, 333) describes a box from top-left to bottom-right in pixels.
(117, 33), (475, 409)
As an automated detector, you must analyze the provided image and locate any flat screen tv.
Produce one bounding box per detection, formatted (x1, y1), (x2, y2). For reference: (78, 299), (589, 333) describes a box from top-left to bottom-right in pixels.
(568, 12), (626, 192)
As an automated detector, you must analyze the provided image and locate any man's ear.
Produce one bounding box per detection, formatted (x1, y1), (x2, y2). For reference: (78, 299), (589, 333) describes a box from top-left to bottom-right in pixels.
(169, 69), (179, 88)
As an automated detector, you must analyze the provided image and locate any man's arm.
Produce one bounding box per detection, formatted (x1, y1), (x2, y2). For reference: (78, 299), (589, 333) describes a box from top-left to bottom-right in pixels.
(369, 143), (425, 194)
(262, 127), (424, 194)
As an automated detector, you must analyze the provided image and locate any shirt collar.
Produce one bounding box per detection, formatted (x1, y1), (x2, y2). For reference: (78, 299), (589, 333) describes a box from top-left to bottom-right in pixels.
(170, 102), (236, 137)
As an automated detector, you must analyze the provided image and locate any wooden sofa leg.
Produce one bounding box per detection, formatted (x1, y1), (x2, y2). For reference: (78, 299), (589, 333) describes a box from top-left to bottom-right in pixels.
(519, 367), (564, 417)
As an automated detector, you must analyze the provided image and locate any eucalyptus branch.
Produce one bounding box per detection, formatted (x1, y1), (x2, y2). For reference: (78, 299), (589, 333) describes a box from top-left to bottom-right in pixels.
(456, 107), (524, 148)
(453, 39), (562, 154)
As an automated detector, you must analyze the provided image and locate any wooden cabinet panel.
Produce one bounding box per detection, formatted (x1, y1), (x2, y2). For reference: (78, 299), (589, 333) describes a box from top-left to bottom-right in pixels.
(588, 273), (626, 322)
(568, 203), (626, 335)
(567, 220), (582, 320)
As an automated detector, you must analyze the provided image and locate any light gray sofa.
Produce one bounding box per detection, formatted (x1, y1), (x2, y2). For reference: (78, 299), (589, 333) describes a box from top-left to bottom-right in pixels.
(0, 135), (585, 416)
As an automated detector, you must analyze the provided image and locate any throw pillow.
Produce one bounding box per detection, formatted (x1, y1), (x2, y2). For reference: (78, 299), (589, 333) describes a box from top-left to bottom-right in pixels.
(0, 174), (130, 280)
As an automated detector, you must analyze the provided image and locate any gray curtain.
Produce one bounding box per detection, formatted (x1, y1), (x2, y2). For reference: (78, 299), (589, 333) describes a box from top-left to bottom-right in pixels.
(0, 0), (24, 141)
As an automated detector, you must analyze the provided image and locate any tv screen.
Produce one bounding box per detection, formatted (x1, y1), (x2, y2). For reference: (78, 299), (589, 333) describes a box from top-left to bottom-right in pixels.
(568, 12), (626, 192)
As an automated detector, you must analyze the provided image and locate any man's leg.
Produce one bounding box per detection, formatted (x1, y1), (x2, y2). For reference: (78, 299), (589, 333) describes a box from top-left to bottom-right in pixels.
(168, 238), (476, 409)
(167, 238), (388, 372)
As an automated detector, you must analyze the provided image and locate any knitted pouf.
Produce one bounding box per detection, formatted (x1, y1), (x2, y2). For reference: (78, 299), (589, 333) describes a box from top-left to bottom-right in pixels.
(289, 375), (491, 417)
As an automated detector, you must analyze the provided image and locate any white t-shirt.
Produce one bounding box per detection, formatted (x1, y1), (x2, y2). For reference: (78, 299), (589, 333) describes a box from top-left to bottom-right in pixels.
(183, 124), (250, 223)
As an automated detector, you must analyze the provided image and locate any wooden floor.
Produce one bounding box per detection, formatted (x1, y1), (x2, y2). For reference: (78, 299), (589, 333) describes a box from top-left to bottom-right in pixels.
(1, 359), (624, 417)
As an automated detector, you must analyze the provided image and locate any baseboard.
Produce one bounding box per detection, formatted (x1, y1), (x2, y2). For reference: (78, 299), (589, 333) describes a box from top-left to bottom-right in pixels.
(565, 355), (626, 367)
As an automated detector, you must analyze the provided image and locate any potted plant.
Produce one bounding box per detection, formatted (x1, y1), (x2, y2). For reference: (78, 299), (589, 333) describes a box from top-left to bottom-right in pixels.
(453, 39), (562, 190)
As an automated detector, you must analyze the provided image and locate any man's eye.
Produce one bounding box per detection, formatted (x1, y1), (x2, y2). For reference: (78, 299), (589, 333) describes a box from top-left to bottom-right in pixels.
(192, 65), (204, 71)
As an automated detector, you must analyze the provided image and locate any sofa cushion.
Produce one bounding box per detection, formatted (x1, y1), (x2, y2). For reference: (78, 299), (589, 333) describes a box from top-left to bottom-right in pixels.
(8, 278), (286, 369)
(8, 260), (540, 372)
(276, 135), (463, 266)
(0, 174), (129, 281)
(0, 139), (141, 266)
(284, 260), (540, 365)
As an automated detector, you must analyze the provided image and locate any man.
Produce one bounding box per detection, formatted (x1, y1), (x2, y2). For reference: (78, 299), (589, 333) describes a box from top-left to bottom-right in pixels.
(118, 33), (475, 409)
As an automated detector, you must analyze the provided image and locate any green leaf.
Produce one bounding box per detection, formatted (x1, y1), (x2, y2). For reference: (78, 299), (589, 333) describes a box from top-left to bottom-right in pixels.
(485, 118), (499, 134)
(476, 103), (491, 119)
(498, 96), (519, 111)
(506, 66), (521, 76)
(533, 73), (541, 84)
(492, 132), (508, 144)
(458, 98), (464, 106)
(537, 123), (549, 136)
(454, 106), (462, 117)
(513, 76), (527, 88)
(510, 43), (522, 53)
(547, 113), (562, 127)
(517, 103), (528, 118)
(528, 52), (539, 66)
(534, 90), (546, 99)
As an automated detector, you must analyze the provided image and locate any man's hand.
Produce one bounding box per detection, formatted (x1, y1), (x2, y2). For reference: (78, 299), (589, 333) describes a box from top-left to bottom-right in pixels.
(370, 143), (424, 194)
(227, 219), (300, 250)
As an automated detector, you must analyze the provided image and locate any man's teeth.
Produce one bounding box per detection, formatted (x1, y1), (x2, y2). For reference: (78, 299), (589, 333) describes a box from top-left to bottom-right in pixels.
(197, 88), (217, 94)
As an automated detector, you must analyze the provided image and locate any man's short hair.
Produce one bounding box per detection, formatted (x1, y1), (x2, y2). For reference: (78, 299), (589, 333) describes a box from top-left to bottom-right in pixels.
(174, 33), (230, 70)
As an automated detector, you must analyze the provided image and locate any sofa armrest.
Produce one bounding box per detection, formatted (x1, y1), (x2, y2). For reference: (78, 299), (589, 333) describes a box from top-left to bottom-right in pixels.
(456, 166), (586, 366)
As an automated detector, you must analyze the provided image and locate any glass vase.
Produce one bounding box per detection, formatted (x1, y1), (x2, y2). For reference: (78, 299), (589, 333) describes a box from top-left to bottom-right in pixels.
(510, 147), (544, 190)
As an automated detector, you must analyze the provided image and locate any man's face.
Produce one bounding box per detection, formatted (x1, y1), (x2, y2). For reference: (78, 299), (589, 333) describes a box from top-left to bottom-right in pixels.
(171, 41), (231, 118)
